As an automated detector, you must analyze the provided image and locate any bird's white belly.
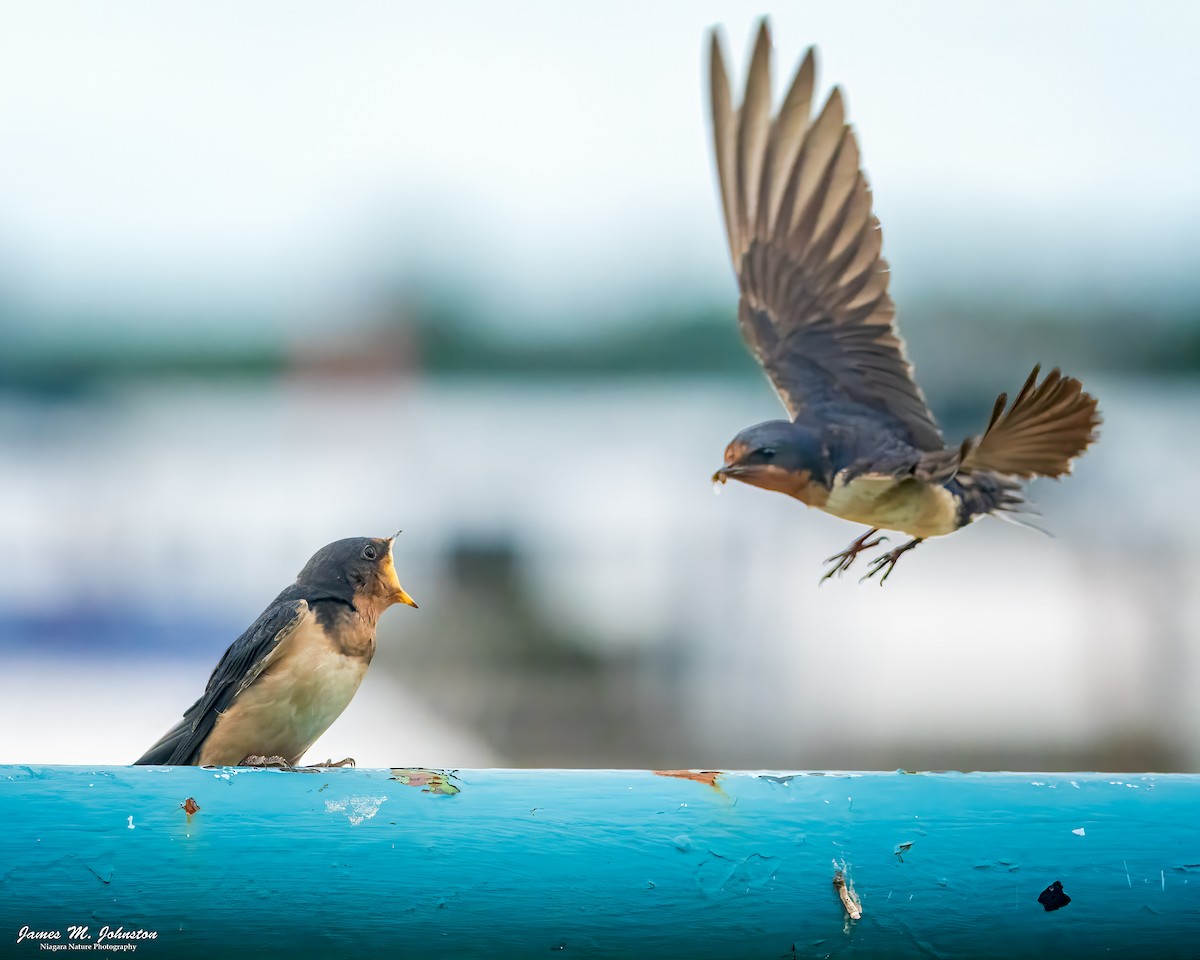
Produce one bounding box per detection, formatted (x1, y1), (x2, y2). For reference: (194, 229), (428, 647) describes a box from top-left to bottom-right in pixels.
(822, 473), (959, 538)
(199, 621), (369, 766)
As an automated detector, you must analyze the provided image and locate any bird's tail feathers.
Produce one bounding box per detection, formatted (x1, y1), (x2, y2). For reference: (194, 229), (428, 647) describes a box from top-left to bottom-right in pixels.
(948, 469), (1032, 528)
(959, 365), (1100, 479)
(991, 504), (1054, 538)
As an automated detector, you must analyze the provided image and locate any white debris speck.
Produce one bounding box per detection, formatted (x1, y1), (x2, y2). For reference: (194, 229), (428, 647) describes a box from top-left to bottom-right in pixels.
(1069, 781), (1080, 789)
(126, 816), (135, 830)
(325, 795), (387, 826)
(1072, 827), (1086, 836)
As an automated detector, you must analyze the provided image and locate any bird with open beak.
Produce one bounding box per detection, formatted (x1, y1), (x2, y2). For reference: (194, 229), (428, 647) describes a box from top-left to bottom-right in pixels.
(135, 534), (417, 767)
(708, 22), (1099, 582)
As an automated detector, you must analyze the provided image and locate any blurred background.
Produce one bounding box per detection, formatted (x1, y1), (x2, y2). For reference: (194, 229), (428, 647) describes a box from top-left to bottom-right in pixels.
(1, 1), (1198, 772)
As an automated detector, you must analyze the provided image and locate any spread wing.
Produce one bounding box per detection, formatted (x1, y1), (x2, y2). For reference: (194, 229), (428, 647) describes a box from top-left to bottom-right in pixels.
(709, 22), (943, 451)
(134, 598), (308, 765)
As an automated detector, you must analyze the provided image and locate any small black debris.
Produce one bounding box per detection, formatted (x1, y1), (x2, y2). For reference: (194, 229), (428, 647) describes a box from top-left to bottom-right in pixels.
(1038, 880), (1071, 911)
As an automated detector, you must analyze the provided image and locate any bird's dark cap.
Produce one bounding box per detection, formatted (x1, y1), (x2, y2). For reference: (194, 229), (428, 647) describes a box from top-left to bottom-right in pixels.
(295, 536), (417, 610)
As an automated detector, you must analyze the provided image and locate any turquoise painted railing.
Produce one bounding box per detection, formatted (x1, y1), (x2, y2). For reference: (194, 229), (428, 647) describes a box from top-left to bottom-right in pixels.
(1, 767), (1197, 958)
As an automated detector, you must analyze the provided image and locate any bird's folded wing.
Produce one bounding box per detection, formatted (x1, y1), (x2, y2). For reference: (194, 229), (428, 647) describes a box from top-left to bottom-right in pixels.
(710, 23), (943, 452)
(961, 366), (1100, 478)
(137, 599), (308, 765)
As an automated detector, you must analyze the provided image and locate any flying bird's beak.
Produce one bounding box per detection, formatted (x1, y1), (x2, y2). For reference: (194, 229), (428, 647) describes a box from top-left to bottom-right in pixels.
(712, 465), (733, 484)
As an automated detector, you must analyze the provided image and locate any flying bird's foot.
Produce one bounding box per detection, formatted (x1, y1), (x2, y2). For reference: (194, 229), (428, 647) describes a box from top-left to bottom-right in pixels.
(860, 538), (924, 585)
(821, 529), (887, 583)
(309, 757), (356, 768)
(239, 754), (294, 769)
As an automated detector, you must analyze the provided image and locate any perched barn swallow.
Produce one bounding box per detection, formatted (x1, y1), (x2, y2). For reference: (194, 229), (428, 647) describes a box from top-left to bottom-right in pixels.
(135, 535), (417, 767)
(707, 23), (1100, 582)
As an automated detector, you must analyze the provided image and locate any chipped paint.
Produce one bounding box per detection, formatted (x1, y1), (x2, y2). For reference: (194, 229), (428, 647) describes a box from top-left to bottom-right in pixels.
(653, 770), (725, 792)
(973, 859), (1019, 872)
(389, 768), (461, 796)
(324, 795), (387, 826)
(696, 851), (777, 898)
(1038, 880), (1071, 911)
(2, 766), (1198, 957)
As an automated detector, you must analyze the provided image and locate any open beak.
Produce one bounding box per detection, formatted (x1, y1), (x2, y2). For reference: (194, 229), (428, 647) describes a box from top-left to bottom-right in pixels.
(382, 541), (418, 609)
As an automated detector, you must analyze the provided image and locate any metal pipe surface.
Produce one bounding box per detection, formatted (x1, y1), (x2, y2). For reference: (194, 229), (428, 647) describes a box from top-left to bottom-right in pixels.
(1, 766), (1196, 959)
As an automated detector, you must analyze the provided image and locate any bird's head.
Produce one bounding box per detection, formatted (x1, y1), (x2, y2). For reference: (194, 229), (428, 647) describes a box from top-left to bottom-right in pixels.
(712, 420), (831, 499)
(296, 533), (418, 621)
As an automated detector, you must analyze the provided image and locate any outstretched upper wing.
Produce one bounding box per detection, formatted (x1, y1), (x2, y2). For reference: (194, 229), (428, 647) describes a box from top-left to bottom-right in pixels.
(135, 598), (308, 765)
(709, 22), (944, 451)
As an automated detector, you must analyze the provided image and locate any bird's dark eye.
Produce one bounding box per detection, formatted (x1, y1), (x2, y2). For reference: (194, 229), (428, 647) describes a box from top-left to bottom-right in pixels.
(362, 545), (378, 561)
(758, 448), (776, 461)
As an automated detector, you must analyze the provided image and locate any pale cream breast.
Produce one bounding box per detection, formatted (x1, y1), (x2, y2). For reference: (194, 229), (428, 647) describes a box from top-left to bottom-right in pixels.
(821, 472), (960, 539)
(198, 611), (372, 766)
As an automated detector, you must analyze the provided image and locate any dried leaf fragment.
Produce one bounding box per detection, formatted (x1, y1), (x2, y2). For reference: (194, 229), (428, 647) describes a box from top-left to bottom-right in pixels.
(833, 870), (862, 920)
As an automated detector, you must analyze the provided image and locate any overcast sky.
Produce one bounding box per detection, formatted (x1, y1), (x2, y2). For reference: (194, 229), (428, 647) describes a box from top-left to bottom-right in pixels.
(1, 1), (1197, 335)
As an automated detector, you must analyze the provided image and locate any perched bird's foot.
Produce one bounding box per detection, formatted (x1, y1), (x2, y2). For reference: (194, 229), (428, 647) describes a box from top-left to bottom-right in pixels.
(860, 538), (924, 585)
(239, 755), (294, 769)
(821, 529), (887, 583)
(308, 757), (356, 768)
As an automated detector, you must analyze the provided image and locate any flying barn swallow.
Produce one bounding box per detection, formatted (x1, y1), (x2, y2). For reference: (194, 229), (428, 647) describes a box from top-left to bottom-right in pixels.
(135, 535), (417, 767)
(707, 23), (1100, 582)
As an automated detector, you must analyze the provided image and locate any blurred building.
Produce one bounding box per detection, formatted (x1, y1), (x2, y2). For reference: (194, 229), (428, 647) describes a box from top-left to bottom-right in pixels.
(0, 375), (1196, 771)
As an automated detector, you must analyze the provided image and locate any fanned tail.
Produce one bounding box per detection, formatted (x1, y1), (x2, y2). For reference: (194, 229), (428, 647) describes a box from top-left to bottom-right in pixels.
(960, 365), (1101, 478)
(948, 365), (1100, 529)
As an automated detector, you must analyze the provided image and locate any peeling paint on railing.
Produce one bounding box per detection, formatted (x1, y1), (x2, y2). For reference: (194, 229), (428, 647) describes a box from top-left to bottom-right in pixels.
(1, 767), (1197, 959)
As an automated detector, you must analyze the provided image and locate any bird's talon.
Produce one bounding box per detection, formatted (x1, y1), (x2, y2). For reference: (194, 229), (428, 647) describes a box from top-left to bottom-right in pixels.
(309, 757), (356, 769)
(858, 538), (922, 585)
(239, 755), (293, 769)
(821, 529), (885, 583)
